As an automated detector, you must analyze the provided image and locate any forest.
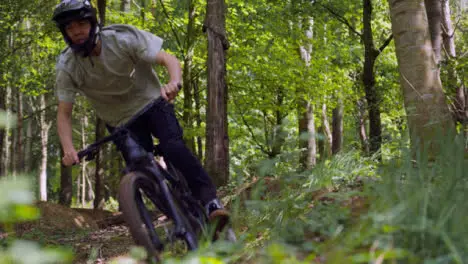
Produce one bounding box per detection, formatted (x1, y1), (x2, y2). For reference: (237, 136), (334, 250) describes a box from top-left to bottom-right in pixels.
(0, 0), (467, 263)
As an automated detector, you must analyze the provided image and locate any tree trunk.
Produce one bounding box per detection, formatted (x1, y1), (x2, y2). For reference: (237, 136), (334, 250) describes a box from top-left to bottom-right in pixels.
(183, 0), (196, 152)
(388, 0), (455, 156)
(87, 172), (95, 202)
(94, 118), (105, 209)
(332, 98), (343, 155)
(10, 118), (17, 177)
(120, 0), (130, 12)
(299, 102), (316, 169)
(425, 0), (443, 64)
(25, 119), (32, 172)
(10, 86), (16, 176)
(104, 143), (113, 201)
(81, 115), (88, 207)
(363, 0), (382, 157)
(321, 103), (332, 159)
(441, 0), (467, 126)
(271, 87), (286, 158)
(1, 31), (15, 177)
(59, 147), (72, 207)
(15, 90), (23, 173)
(194, 80), (203, 160)
(93, 0), (107, 209)
(97, 0), (107, 25)
(76, 168), (81, 206)
(0, 84), (4, 175)
(39, 94), (51, 201)
(204, 0), (229, 187)
(2, 82), (12, 176)
(441, 0), (455, 57)
(357, 98), (369, 153)
(298, 17), (316, 169)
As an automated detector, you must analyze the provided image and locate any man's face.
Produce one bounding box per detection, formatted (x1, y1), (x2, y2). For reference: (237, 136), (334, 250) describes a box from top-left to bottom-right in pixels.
(65, 19), (91, 45)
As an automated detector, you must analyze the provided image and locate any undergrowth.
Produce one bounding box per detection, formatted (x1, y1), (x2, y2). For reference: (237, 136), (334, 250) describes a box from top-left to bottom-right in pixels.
(1, 134), (466, 264)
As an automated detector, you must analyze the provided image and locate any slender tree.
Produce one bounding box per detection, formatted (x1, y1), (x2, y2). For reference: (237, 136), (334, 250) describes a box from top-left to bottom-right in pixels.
(14, 88), (23, 174)
(182, 0), (197, 152)
(332, 98), (343, 155)
(356, 97), (369, 153)
(93, 0), (107, 209)
(120, 0), (130, 12)
(425, 0), (443, 64)
(441, 0), (467, 127)
(2, 39), (13, 176)
(204, 0), (229, 186)
(80, 114), (88, 207)
(193, 79), (203, 160)
(320, 103), (333, 159)
(298, 18), (317, 169)
(39, 94), (52, 201)
(24, 119), (32, 173)
(59, 148), (72, 206)
(362, 0), (392, 157)
(320, 1), (393, 156)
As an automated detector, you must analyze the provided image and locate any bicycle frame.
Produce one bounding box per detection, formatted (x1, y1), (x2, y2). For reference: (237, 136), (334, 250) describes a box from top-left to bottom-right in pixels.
(80, 127), (195, 236)
(76, 97), (202, 243)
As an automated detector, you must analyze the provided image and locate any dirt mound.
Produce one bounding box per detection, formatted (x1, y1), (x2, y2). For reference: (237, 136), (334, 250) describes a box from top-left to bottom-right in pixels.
(14, 202), (113, 236)
(72, 207), (114, 222)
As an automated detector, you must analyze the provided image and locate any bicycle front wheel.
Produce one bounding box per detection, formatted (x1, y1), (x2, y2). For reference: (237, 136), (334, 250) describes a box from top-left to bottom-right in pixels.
(119, 171), (164, 258)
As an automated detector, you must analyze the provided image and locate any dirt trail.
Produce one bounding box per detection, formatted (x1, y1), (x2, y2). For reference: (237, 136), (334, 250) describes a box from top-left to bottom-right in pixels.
(13, 202), (136, 263)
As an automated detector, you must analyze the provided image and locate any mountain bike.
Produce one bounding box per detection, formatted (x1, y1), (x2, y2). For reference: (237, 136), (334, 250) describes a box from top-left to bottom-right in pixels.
(75, 97), (210, 261)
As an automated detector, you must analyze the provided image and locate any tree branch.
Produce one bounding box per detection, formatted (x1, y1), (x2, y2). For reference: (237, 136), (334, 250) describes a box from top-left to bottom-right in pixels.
(157, 0), (185, 59)
(231, 89), (270, 155)
(0, 39), (36, 62)
(317, 3), (362, 39)
(447, 16), (463, 38)
(377, 34), (393, 54)
(22, 102), (57, 122)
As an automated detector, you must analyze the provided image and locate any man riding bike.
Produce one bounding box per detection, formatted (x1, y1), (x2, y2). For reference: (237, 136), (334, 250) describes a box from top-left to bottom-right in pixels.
(52, 0), (229, 233)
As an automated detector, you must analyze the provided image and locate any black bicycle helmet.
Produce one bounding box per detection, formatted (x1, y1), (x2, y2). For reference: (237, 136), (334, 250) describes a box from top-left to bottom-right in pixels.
(52, 0), (99, 57)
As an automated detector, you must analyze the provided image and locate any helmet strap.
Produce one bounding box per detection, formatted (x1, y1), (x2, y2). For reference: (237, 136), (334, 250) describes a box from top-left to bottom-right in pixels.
(62, 20), (100, 57)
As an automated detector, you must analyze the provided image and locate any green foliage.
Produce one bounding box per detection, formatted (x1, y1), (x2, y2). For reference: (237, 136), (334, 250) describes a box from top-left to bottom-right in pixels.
(369, 135), (468, 263)
(1, 0), (466, 262)
(212, 136), (466, 263)
(0, 177), (39, 224)
(0, 240), (72, 264)
(0, 176), (73, 263)
(0, 110), (71, 263)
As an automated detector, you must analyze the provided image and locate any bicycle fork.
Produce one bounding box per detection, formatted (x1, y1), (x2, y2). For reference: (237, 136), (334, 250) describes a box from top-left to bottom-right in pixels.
(144, 160), (191, 241)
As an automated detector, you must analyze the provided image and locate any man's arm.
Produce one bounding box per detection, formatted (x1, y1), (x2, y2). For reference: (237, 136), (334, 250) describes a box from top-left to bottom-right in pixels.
(155, 51), (182, 101)
(57, 101), (79, 166)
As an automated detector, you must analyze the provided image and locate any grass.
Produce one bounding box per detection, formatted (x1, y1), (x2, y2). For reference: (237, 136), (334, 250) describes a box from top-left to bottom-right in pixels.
(1, 134), (466, 264)
(199, 135), (467, 264)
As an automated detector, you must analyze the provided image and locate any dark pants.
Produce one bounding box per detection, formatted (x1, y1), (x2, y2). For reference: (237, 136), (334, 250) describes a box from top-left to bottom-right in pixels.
(108, 99), (217, 205)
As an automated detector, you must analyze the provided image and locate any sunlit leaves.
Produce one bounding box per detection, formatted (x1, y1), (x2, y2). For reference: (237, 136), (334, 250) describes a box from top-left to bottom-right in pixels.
(0, 177), (38, 223)
(0, 240), (73, 264)
(0, 111), (16, 128)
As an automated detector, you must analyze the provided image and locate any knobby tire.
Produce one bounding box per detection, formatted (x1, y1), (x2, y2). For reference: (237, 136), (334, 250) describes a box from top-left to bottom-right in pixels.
(119, 170), (200, 258)
(119, 171), (164, 258)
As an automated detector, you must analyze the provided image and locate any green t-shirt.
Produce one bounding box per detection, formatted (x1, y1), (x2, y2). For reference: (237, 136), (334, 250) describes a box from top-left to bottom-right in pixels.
(55, 24), (163, 126)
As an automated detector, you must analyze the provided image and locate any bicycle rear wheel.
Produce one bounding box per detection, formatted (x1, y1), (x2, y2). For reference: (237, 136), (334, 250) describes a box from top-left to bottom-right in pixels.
(119, 171), (165, 258)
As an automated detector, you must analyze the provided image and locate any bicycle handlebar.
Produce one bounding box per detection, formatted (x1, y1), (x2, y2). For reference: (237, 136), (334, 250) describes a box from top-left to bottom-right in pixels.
(73, 83), (182, 165)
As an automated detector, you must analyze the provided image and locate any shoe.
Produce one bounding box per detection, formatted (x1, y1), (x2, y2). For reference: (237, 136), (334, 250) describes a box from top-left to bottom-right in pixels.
(204, 198), (230, 240)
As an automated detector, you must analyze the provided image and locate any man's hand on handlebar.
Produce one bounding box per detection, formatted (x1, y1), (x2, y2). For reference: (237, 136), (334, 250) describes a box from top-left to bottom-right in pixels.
(62, 147), (80, 166)
(160, 82), (182, 103)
